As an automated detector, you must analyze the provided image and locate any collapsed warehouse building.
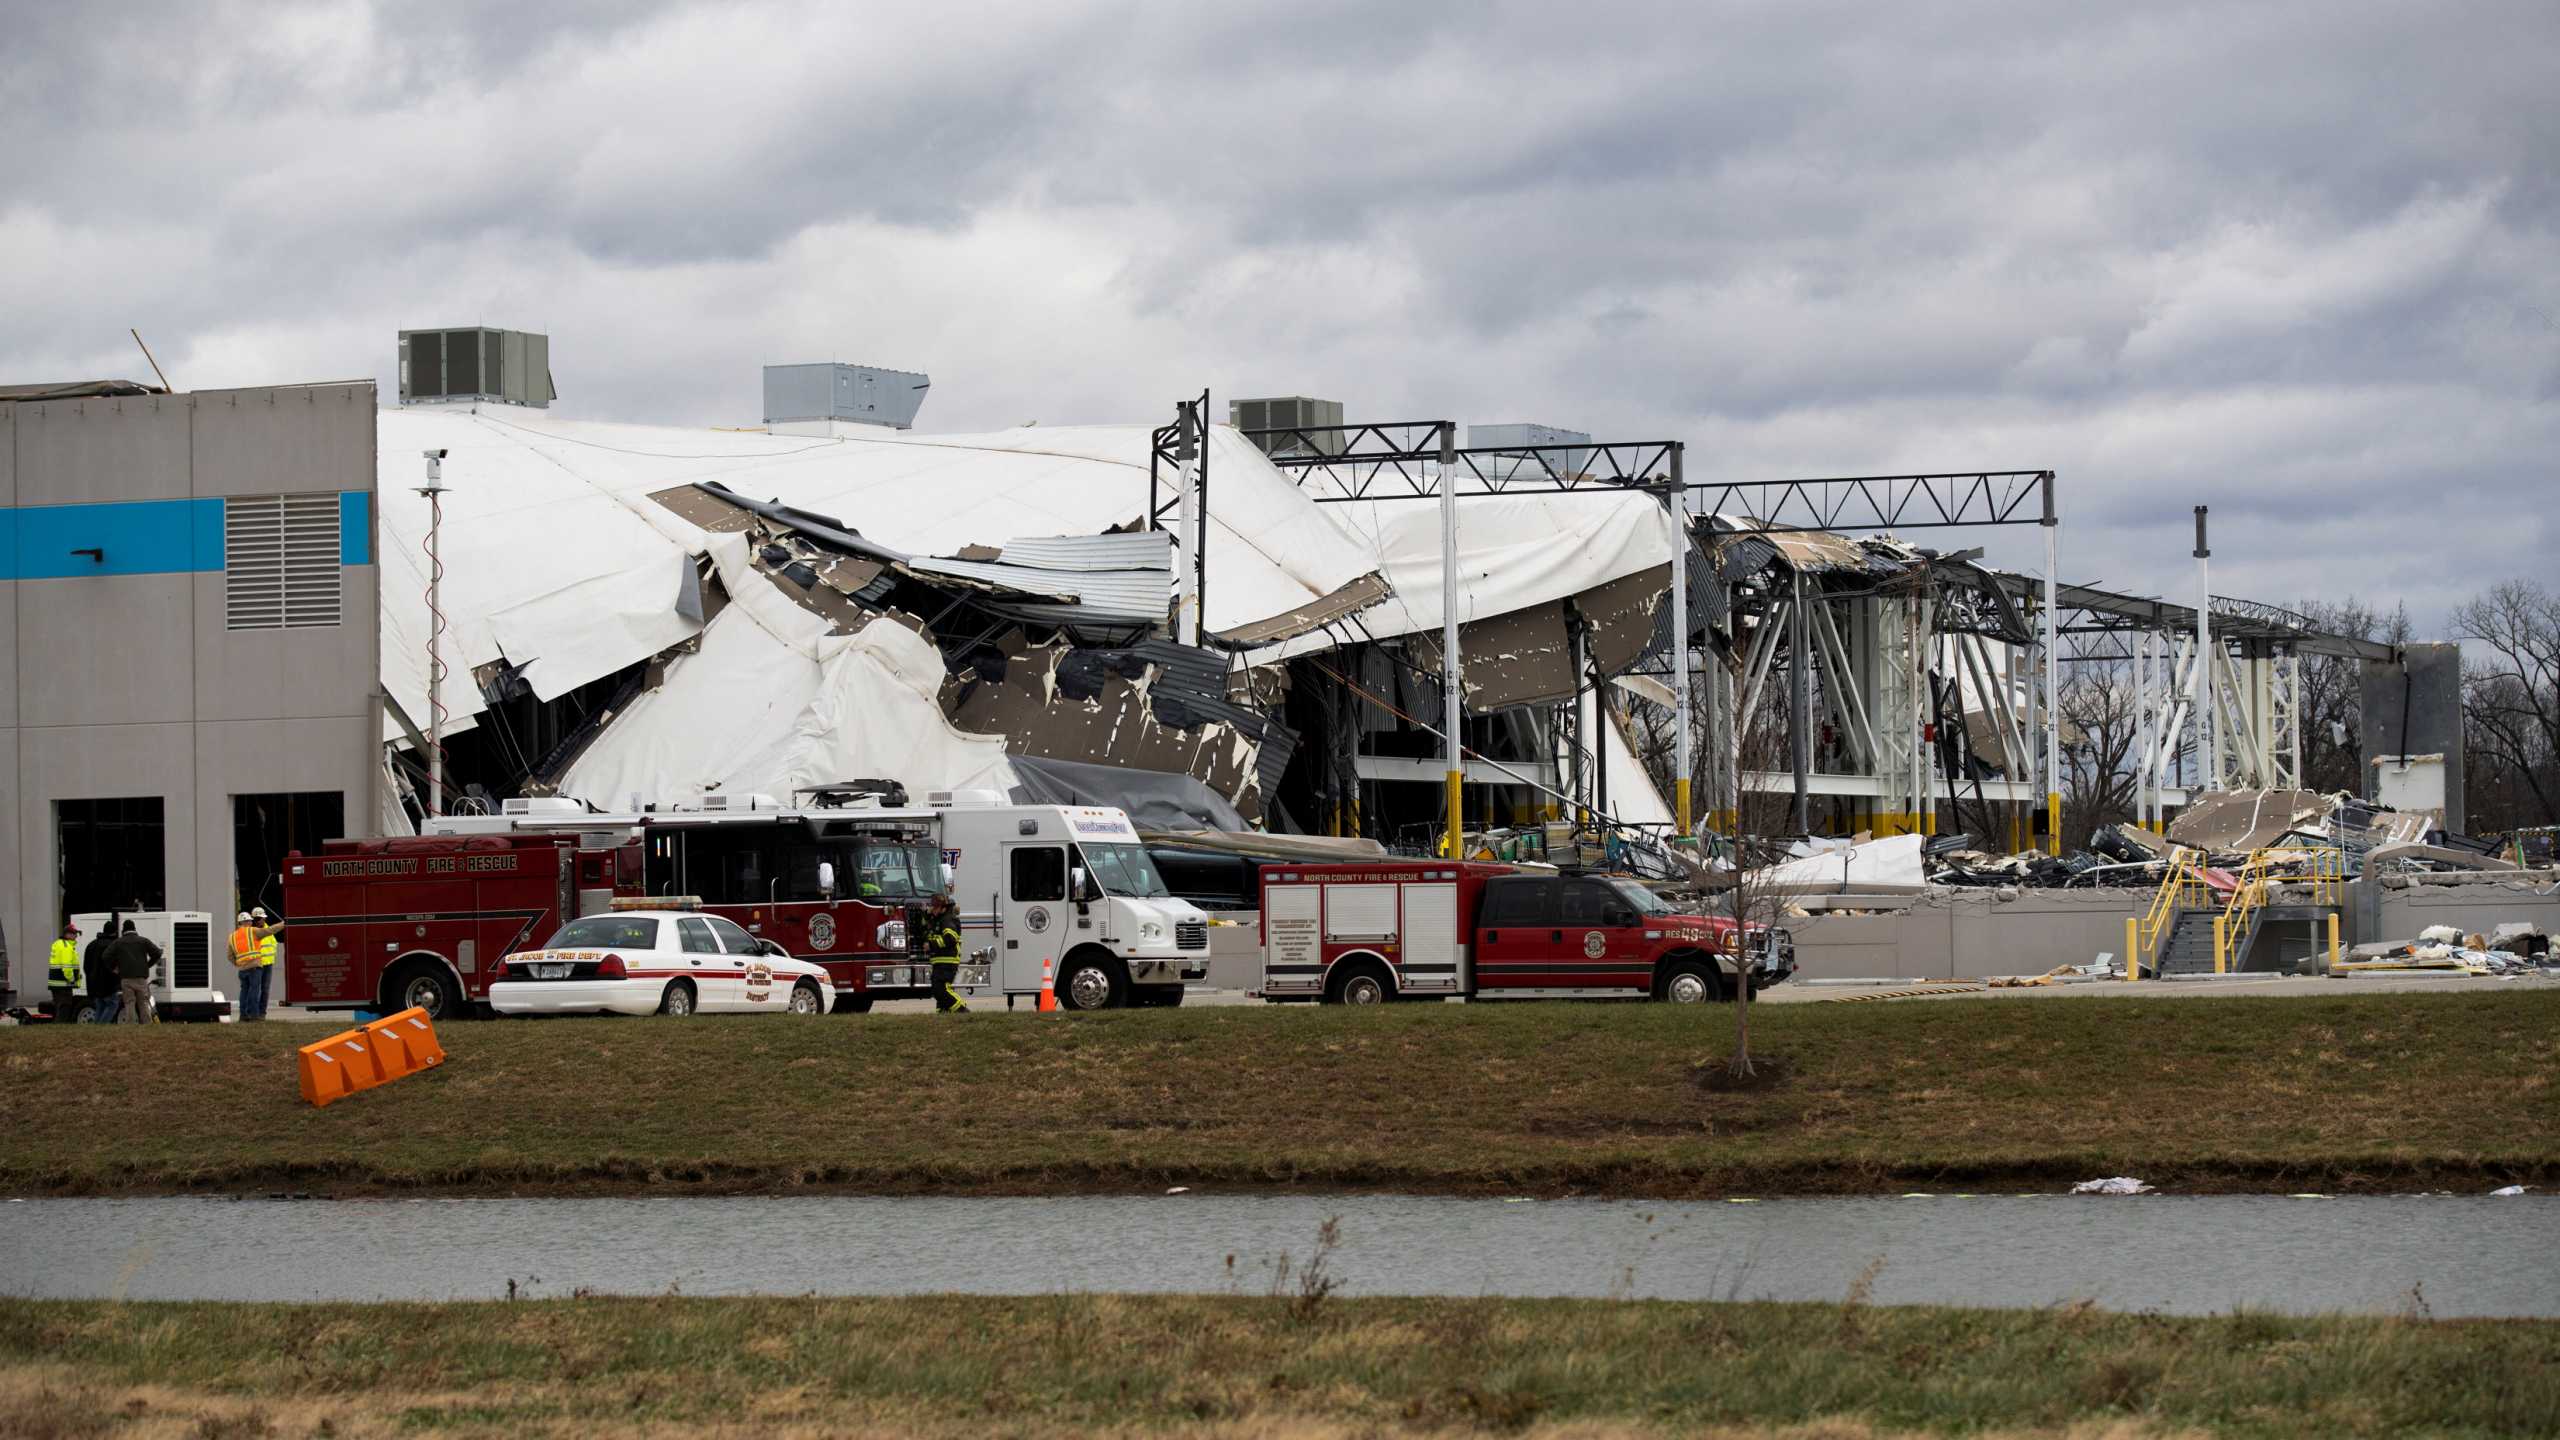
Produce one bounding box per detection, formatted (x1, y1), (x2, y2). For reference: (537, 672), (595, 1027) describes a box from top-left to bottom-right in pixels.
(376, 369), (2450, 888)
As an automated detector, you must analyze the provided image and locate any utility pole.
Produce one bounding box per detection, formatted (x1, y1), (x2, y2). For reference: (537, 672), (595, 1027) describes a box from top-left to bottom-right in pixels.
(418, 449), (451, 818)
(2041, 472), (2061, 856)
(2193, 505), (2213, 793)
(1440, 421), (1464, 862)
(1667, 446), (1693, 837)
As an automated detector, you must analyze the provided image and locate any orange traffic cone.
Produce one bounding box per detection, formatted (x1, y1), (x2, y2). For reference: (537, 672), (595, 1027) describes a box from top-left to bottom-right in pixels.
(1038, 955), (1058, 1012)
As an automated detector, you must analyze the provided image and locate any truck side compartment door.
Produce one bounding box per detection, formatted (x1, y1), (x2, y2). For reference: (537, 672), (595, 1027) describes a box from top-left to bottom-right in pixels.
(1472, 876), (1558, 992)
(1260, 882), (1323, 997)
(1001, 843), (1067, 995)
(1397, 881), (1462, 996)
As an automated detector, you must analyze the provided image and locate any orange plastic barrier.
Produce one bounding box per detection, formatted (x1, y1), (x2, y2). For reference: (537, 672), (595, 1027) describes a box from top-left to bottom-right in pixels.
(363, 1007), (447, 1078)
(297, 1029), (381, 1107)
(300, 1008), (447, 1107)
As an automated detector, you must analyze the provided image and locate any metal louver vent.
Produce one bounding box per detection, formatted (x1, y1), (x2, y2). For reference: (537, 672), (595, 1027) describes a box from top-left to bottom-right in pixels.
(172, 919), (211, 989)
(225, 493), (343, 630)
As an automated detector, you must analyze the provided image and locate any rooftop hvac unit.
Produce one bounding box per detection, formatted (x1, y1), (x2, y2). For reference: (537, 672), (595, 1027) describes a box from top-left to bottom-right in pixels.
(399, 328), (555, 408)
(763, 363), (929, 430)
(502, 797), (585, 816)
(1232, 396), (1347, 457)
(1468, 422), (1593, 482)
(697, 792), (781, 812)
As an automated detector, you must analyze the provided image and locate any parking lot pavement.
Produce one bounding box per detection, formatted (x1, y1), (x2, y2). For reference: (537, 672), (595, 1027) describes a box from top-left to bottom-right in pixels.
(1770, 971), (2560, 1002)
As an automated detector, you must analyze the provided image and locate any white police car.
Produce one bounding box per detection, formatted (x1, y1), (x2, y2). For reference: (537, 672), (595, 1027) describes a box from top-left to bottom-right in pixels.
(488, 907), (830, 1018)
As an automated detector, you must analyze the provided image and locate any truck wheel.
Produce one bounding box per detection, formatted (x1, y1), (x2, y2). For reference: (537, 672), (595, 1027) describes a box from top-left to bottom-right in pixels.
(1658, 958), (1724, 1005)
(1057, 953), (1127, 1011)
(1328, 965), (1394, 1006)
(788, 981), (824, 1015)
(832, 994), (874, 1015)
(388, 962), (462, 1021)
(657, 980), (697, 1017)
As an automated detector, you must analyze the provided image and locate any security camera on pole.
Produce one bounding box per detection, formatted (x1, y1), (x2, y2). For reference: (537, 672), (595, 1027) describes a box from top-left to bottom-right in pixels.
(418, 449), (450, 818)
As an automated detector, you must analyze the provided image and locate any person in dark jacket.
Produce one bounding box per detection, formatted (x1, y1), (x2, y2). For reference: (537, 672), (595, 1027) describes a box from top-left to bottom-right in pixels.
(110, 920), (160, 1025)
(83, 913), (121, 1023)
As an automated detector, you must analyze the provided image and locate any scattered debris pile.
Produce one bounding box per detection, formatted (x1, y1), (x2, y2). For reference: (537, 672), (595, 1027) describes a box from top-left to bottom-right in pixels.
(2336, 923), (2560, 977)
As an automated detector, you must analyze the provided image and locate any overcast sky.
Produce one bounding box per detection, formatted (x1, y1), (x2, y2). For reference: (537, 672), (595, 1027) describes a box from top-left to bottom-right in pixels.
(4, 1), (2554, 627)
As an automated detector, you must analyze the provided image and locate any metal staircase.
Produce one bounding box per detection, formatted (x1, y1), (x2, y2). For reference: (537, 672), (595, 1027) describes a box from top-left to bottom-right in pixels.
(2129, 845), (2343, 978)
(2156, 908), (2232, 977)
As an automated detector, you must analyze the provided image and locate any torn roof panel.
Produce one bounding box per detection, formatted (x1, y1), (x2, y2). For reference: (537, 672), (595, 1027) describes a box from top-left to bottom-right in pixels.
(1249, 490), (1680, 663)
(378, 408), (1390, 738)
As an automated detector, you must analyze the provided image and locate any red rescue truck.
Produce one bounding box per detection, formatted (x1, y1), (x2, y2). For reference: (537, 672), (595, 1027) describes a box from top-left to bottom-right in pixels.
(1257, 861), (1793, 1004)
(281, 831), (618, 1018)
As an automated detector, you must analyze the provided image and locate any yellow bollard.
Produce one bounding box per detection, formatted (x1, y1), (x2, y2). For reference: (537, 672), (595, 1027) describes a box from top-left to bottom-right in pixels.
(2124, 917), (2138, 982)
(2213, 915), (2226, 974)
(2328, 912), (2341, 973)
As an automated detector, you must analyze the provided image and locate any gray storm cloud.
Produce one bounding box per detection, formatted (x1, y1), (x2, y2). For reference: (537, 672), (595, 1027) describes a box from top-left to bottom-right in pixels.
(2, 0), (2553, 621)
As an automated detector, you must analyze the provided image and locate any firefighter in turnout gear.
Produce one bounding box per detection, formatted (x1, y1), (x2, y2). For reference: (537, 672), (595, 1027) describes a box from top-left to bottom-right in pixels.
(924, 890), (967, 1013)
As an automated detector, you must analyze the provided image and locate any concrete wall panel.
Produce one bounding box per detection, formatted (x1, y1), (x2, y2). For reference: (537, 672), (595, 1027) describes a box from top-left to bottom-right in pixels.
(14, 394), (191, 506)
(191, 567), (378, 723)
(194, 716), (375, 927)
(16, 574), (195, 728)
(2377, 883), (2560, 945)
(189, 385), (373, 499)
(1, 403), (15, 507)
(1789, 889), (2144, 981)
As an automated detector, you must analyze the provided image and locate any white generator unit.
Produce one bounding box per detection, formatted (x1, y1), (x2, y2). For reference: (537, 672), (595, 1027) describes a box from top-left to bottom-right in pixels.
(71, 910), (230, 1022)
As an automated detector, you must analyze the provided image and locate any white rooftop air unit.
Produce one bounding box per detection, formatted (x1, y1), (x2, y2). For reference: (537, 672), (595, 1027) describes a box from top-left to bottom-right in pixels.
(502, 797), (585, 816)
(697, 793), (781, 812)
(399, 328), (555, 408)
(764, 363), (929, 432)
(927, 789), (1008, 808)
(1232, 396), (1347, 457)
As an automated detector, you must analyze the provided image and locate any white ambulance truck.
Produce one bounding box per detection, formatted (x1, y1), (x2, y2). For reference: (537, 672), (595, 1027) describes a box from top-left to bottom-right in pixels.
(426, 789), (1211, 1010)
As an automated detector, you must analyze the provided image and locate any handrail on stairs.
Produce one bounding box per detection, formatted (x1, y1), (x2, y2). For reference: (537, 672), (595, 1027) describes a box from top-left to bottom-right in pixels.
(2126, 847), (2208, 979)
(2214, 846), (2345, 973)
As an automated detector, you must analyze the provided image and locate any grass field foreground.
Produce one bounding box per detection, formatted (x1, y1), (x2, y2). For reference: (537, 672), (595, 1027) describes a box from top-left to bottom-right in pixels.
(0, 991), (2551, 1197)
(2, 1294), (2552, 1438)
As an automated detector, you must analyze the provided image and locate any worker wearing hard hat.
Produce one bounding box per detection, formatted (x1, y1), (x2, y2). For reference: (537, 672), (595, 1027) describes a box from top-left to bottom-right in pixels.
(47, 923), (80, 1022)
(924, 890), (967, 1013)
(229, 909), (285, 1022)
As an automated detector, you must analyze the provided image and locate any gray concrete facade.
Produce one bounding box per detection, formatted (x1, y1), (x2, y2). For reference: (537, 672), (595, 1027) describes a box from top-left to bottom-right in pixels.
(0, 383), (379, 1004)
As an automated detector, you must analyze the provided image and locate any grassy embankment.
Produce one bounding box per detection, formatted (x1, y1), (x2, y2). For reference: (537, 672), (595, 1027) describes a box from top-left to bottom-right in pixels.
(2, 1294), (2552, 1438)
(0, 991), (2551, 1197)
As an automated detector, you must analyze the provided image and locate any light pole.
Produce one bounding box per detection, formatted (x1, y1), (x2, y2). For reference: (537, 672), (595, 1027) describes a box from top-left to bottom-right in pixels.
(1439, 421), (1463, 861)
(418, 449), (450, 818)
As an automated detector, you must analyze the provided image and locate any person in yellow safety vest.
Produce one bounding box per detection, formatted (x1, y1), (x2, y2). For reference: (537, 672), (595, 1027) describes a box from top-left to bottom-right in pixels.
(924, 890), (967, 1013)
(252, 906), (282, 1019)
(47, 923), (81, 1021)
(228, 909), (285, 1023)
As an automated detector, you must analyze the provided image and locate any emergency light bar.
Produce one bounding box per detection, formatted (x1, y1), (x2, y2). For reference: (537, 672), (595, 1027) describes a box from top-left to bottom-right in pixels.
(610, 896), (704, 911)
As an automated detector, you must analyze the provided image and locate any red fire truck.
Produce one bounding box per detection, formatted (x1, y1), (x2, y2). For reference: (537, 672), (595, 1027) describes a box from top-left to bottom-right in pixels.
(1256, 861), (1793, 1004)
(281, 831), (619, 1018)
(284, 797), (943, 1018)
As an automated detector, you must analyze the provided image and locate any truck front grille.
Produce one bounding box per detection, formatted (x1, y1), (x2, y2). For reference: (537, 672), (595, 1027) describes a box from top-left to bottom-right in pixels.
(172, 921), (210, 989)
(1175, 920), (1208, 951)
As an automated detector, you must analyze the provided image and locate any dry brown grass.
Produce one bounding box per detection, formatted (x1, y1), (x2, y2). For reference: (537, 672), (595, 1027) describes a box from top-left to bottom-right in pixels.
(0, 990), (2551, 1197)
(8, 1293), (2547, 1437)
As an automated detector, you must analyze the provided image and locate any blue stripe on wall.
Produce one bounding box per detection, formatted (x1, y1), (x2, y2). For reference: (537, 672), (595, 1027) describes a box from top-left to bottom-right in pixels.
(14, 498), (219, 579)
(1, 491), (375, 580)
(339, 491), (372, 566)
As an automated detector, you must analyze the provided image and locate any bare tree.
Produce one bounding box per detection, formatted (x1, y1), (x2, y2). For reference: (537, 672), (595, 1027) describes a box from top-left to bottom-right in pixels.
(2289, 598), (2410, 796)
(2453, 581), (2560, 830)
(2054, 647), (2138, 846)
